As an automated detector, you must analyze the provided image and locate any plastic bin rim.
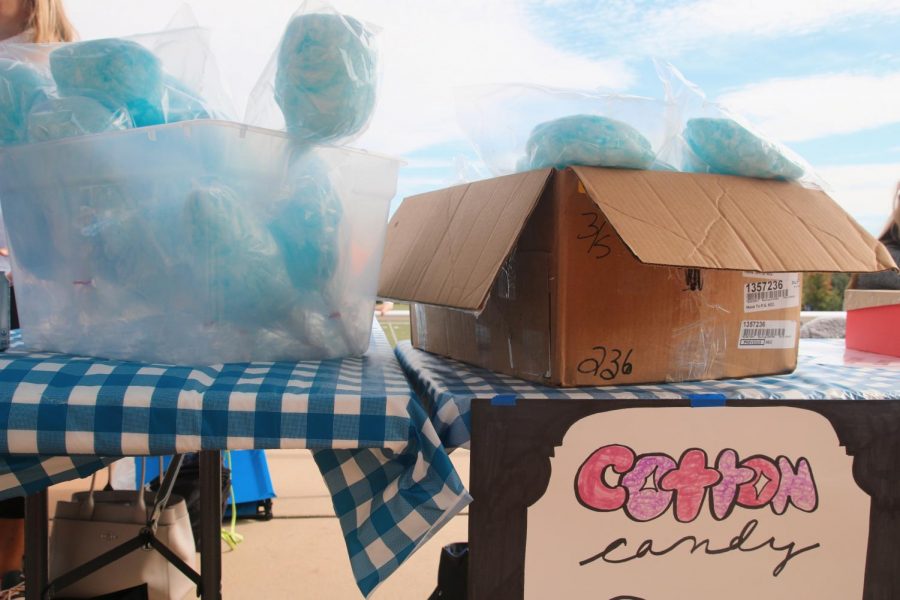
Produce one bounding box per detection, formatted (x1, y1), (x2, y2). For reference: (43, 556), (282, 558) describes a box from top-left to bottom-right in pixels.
(0, 119), (406, 166)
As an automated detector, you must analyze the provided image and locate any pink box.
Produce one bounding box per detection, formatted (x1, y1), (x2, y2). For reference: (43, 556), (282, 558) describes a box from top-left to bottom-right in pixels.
(845, 290), (900, 358)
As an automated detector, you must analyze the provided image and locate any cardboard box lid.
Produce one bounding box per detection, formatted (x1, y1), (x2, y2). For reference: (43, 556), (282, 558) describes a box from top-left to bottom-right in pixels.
(844, 289), (900, 311)
(573, 167), (897, 273)
(379, 167), (896, 312)
(378, 168), (553, 310)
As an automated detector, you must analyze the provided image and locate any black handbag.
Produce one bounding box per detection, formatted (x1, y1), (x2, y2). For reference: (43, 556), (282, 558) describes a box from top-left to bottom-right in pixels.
(428, 543), (468, 600)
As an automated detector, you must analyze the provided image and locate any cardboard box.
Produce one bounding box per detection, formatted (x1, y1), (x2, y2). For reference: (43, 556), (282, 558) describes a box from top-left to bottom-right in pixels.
(379, 168), (896, 386)
(845, 289), (900, 357)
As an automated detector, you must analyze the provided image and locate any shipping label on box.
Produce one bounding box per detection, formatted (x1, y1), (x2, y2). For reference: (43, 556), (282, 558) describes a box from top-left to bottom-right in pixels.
(743, 272), (801, 313)
(738, 319), (798, 350)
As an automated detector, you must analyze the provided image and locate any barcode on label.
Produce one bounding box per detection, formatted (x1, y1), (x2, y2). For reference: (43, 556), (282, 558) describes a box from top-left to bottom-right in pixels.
(746, 289), (791, 304)
(738, 320), (796, 350)
(741, 327), (786, 340)
(743, 273), (801, 313)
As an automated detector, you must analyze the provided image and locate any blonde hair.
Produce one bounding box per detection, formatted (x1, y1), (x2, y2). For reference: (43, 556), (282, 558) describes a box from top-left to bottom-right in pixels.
(25, 0), (77, 43)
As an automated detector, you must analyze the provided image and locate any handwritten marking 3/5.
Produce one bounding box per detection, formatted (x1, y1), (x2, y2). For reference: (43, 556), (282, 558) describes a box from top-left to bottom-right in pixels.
(577, 212), (612, 259)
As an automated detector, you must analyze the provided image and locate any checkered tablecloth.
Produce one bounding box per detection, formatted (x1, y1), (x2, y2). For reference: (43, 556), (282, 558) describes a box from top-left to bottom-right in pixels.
(0, 326), (470, 597)
(396, 339), (900, 450)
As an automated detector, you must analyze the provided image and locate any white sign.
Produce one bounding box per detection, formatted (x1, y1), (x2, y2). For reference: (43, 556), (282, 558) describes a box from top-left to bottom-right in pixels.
(524, 407), (870, 600)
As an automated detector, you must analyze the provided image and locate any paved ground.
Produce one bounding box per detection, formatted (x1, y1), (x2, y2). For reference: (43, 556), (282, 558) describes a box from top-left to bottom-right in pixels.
(46, 449), (471, 599)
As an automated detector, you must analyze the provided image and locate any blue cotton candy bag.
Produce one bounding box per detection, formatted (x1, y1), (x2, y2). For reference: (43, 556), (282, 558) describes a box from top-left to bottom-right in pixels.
(246, 0), (379, 144)
(0, 59), (52, 145)
(524, 114), (656, 171)
(0, 23), (235, 134)
(62, 183), (183, 316)
(654, 59), (813, 183)
(268, 156), (343, 292)
(48, 37), (231, 128)
(683, 117), (804, 180)
(275, 13), (377, 143)
(162, 75), (213, 123)
(455, 83), (671, 176)
(182, 181), (296, 325)
(27, 96), (132, 142)
(50, 39), (166, 127)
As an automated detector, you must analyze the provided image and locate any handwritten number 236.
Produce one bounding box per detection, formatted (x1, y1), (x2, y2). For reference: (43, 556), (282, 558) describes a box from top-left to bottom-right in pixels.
(577, 346), (634, 380)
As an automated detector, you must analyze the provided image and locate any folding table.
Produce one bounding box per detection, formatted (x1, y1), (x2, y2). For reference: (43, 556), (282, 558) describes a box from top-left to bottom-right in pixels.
(0, 325), (470, 598)
(395, 338), (900, 598)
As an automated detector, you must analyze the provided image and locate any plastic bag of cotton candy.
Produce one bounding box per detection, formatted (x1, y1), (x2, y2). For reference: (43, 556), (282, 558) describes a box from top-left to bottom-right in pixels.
(454, 83), (675, 176)
(0, 119), (399, 363)
(0, 25), (235, 146)
(654, 60), (814, 183)
(245, 0), (379, 145)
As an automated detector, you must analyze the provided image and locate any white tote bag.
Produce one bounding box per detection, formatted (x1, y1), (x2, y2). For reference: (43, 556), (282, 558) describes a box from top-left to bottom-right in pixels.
(49, 461), (197, 600)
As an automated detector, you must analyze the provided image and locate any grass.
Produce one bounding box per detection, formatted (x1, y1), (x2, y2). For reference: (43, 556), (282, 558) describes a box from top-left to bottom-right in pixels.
(378, 318), (411, 348)
(376, 301), (411, 348)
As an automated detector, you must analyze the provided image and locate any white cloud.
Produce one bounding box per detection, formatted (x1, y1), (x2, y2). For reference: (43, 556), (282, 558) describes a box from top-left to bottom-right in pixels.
(396, 174), (455, 188)
(816, 162), (900, 233)
(404, 158), (459, 169)
(717, 72), (900, 141)
(642, 0), (900, 48)
(341, 0), (635, 155)
(534, 0), (900, 56)
(65, 0), (635, 156)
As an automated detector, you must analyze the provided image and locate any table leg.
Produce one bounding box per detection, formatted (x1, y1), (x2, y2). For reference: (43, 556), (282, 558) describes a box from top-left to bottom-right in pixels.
(24, 490), (48, 600)
(199, 451), (221, 600)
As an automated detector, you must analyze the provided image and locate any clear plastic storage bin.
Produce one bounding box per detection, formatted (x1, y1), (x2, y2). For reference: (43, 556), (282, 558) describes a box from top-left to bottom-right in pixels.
(0, 120), (400, 364)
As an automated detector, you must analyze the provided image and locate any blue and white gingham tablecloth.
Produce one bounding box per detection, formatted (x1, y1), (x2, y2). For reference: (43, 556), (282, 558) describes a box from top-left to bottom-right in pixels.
(0, 326), (470, 597)
(396, 339), (900, 450)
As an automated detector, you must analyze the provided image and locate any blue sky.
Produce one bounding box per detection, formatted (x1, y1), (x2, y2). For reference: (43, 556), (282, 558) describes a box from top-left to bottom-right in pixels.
(67, 0), (900, 234)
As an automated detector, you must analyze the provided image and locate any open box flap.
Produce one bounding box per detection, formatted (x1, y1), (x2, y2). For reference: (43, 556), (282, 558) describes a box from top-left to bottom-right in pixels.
(572, 166), (898, 273)
(378, 168), (553, 311)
